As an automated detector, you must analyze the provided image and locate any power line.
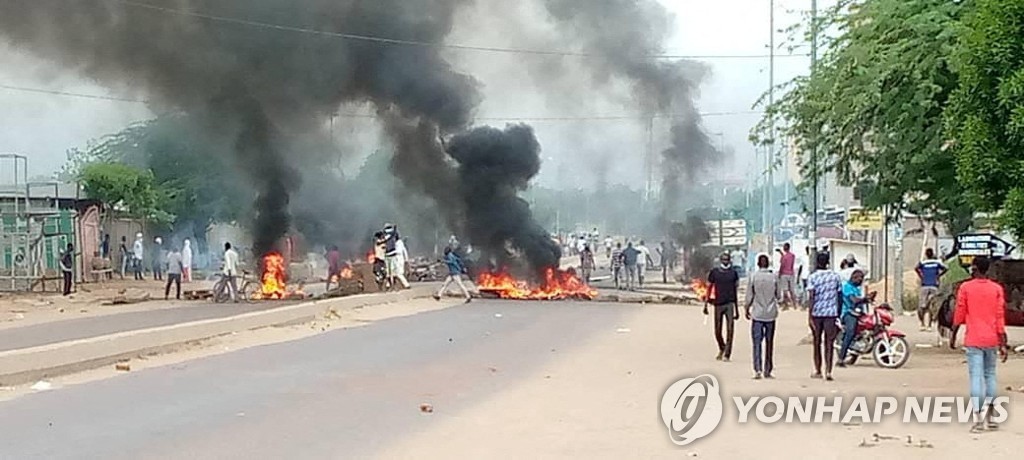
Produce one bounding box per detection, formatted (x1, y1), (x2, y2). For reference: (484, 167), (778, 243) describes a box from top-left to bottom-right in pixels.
(0, 83), (146, 103)
(1, 82), (760, 120)
(115, 0), (809, 61)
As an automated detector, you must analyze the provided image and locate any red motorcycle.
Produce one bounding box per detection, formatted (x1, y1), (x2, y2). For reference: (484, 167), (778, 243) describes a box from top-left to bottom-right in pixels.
(835, 303), (911, 369)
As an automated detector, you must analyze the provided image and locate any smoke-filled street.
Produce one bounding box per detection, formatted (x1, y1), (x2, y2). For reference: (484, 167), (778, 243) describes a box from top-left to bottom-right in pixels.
(4, 0), (1024, 458)
(2, 299), (1023, 459)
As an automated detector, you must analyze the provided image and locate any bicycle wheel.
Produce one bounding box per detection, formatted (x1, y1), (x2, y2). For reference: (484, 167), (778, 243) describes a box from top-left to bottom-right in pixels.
(242, 281), (261, 301)
(212, 280), (230, 303)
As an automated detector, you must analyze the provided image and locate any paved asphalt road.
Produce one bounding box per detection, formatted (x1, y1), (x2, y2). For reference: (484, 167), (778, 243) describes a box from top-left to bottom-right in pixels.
(0, 302), (300, 352)
(0, 300), (630, 459)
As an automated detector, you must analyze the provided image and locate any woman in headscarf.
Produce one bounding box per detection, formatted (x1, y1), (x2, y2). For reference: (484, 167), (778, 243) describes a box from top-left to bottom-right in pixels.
(182, 239), (194, 282)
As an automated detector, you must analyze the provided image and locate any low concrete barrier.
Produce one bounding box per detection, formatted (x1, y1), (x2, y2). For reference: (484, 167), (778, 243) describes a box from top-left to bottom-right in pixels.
(0, 285), (437, 386)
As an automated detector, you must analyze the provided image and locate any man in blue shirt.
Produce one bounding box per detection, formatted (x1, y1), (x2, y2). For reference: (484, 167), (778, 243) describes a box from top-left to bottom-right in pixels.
(838, 269), (875, 368)
(806, 252), (842, 380)
(915, 248), (948, 331)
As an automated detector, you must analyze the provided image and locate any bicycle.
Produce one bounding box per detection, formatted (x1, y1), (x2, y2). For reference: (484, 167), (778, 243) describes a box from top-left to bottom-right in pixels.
(212, 270), (260, 303)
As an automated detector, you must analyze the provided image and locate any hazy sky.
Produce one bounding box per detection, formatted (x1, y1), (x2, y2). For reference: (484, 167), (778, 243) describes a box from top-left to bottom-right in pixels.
(0, 0), (814, 186)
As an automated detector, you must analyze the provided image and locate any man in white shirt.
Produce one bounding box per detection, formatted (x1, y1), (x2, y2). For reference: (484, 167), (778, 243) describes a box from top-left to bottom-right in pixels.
(390, 237), (411, 289)
(132, 233), (145, 280)
(222, 242), (240, 302)
(797, 246), (810, 306)
(635, 240), (653, 288)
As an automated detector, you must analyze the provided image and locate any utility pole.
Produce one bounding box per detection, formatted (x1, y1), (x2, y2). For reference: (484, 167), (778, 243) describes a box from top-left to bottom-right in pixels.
(767, 0), (776, 252)
(809, 0), (820, 264)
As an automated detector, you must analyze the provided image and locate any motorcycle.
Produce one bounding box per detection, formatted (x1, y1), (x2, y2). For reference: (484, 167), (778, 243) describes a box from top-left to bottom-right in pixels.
(835, 303), (911, 369)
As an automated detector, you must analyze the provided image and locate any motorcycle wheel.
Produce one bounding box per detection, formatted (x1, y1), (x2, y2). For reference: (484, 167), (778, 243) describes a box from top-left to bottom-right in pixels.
(872, 336), (911, 369)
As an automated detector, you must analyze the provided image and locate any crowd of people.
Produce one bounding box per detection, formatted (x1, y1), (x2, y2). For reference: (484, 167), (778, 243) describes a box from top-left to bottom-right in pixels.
(703, 245), (1008, 431)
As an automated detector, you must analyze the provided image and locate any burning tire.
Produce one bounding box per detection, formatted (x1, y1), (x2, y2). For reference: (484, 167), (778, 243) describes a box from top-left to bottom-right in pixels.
(872, 336), (910, 369)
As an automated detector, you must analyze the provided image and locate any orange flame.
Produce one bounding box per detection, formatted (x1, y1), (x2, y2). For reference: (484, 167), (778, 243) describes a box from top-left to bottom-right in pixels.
(329, 266), (354, 284)
(477, 268), (598, 300)
(252, 252), (288, 300)
(366, 250), (376, 264)
(690, 279), (716, 302)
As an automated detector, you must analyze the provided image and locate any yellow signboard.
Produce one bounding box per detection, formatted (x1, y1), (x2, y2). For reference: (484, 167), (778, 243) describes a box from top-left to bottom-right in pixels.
(846, 210), (884, 230)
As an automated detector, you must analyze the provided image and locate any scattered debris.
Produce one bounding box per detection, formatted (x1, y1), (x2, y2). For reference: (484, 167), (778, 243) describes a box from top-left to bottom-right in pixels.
(915, 343), (933, 349)
(30, 381), (52, 391)
(79, 309), (88, 313)
(616, 328), (631, 333)
(912, 440), (934, 449)
(873, 433), (900, 442)
(686, 452), (699, 457)
(494, 313), (503, 318)
(58, 308), (65, 313)
(488, 367), (498, 373)
(236, 412), (246, 417)
(115, 362), (131, 372)
(419, 403), (434, 414)
(1015, 344), (1024, 353)
(858, 439), (877, 448)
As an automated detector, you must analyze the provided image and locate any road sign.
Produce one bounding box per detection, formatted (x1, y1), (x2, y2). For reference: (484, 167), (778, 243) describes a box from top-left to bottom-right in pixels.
(704, 219), (748, 247)
(846, 209), (883, 230)
(955, 233), (1016, 267)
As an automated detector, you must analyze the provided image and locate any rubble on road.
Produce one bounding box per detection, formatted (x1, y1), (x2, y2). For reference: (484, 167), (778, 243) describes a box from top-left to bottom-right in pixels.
(104, 289), (152, 306)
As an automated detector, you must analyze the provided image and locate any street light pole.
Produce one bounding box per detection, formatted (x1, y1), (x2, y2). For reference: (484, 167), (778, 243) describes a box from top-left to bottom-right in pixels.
(767, 0), (776, 251)
(809, 0), (820, 259)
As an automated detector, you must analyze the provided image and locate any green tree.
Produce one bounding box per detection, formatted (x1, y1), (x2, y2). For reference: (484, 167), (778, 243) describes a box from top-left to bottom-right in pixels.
(64, 115), (251, 240)
(755, 0), (973, 233)
(80, 163), (174, 225)
(947, 0), (1024, 241)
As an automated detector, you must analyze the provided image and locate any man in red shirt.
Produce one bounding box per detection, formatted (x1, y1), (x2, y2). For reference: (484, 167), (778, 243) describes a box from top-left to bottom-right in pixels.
(778, 243), (797, 310)
(954, 256), (1008, 432)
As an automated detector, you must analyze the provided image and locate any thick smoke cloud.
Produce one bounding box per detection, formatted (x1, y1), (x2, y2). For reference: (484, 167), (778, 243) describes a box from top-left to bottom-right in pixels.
(447, 124), (561, 273)
(541, 0), (719, 228)
(0, 0), (478, 256)
(0, 0), (566, 271)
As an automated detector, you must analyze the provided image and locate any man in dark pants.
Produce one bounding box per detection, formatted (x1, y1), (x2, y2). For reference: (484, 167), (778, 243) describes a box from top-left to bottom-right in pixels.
(708, 252), (740, 361)
(60, 243), (74, 296)
(745, 254), (780, 379)
(838, 269), (874, 367)
(806, 252), (843, 381)
(164, 245), (184, 300)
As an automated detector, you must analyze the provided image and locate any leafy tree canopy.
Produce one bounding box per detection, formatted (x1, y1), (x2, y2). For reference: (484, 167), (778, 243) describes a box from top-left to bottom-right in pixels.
(754, 0), (973, 233)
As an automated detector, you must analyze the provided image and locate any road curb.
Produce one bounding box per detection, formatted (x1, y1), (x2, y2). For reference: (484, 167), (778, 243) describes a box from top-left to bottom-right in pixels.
(0, 285), (437, 386)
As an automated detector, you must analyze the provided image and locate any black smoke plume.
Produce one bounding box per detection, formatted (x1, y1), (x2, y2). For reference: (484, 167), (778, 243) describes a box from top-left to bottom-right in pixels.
(541, 0), (719, 226)
(446, 124), (561, 273)
(0, 0), (478, 256)
(2, 0), (567, 272)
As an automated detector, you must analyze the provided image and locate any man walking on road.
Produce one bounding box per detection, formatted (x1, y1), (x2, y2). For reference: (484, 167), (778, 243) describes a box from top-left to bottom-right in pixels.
(778, 243), (797, 310)
(954, 256), (1008, 432)
(708, 252), (740, 361)
(165, 246), (184, 300)
(611, 242), (624, 290)
(916, 248), (948, 331)
(621, 242), (640, 291)
(434, 246), (472, 303)
(806, 252), (842, 381)
(746, 254), (780, 379)
(579, 244), (595, 284)
(635, 240), (652, 288)
(222, 242), (240, 302)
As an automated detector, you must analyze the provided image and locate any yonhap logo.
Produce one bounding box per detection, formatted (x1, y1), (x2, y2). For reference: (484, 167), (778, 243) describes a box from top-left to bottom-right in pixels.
(659, 374), (723, 446)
